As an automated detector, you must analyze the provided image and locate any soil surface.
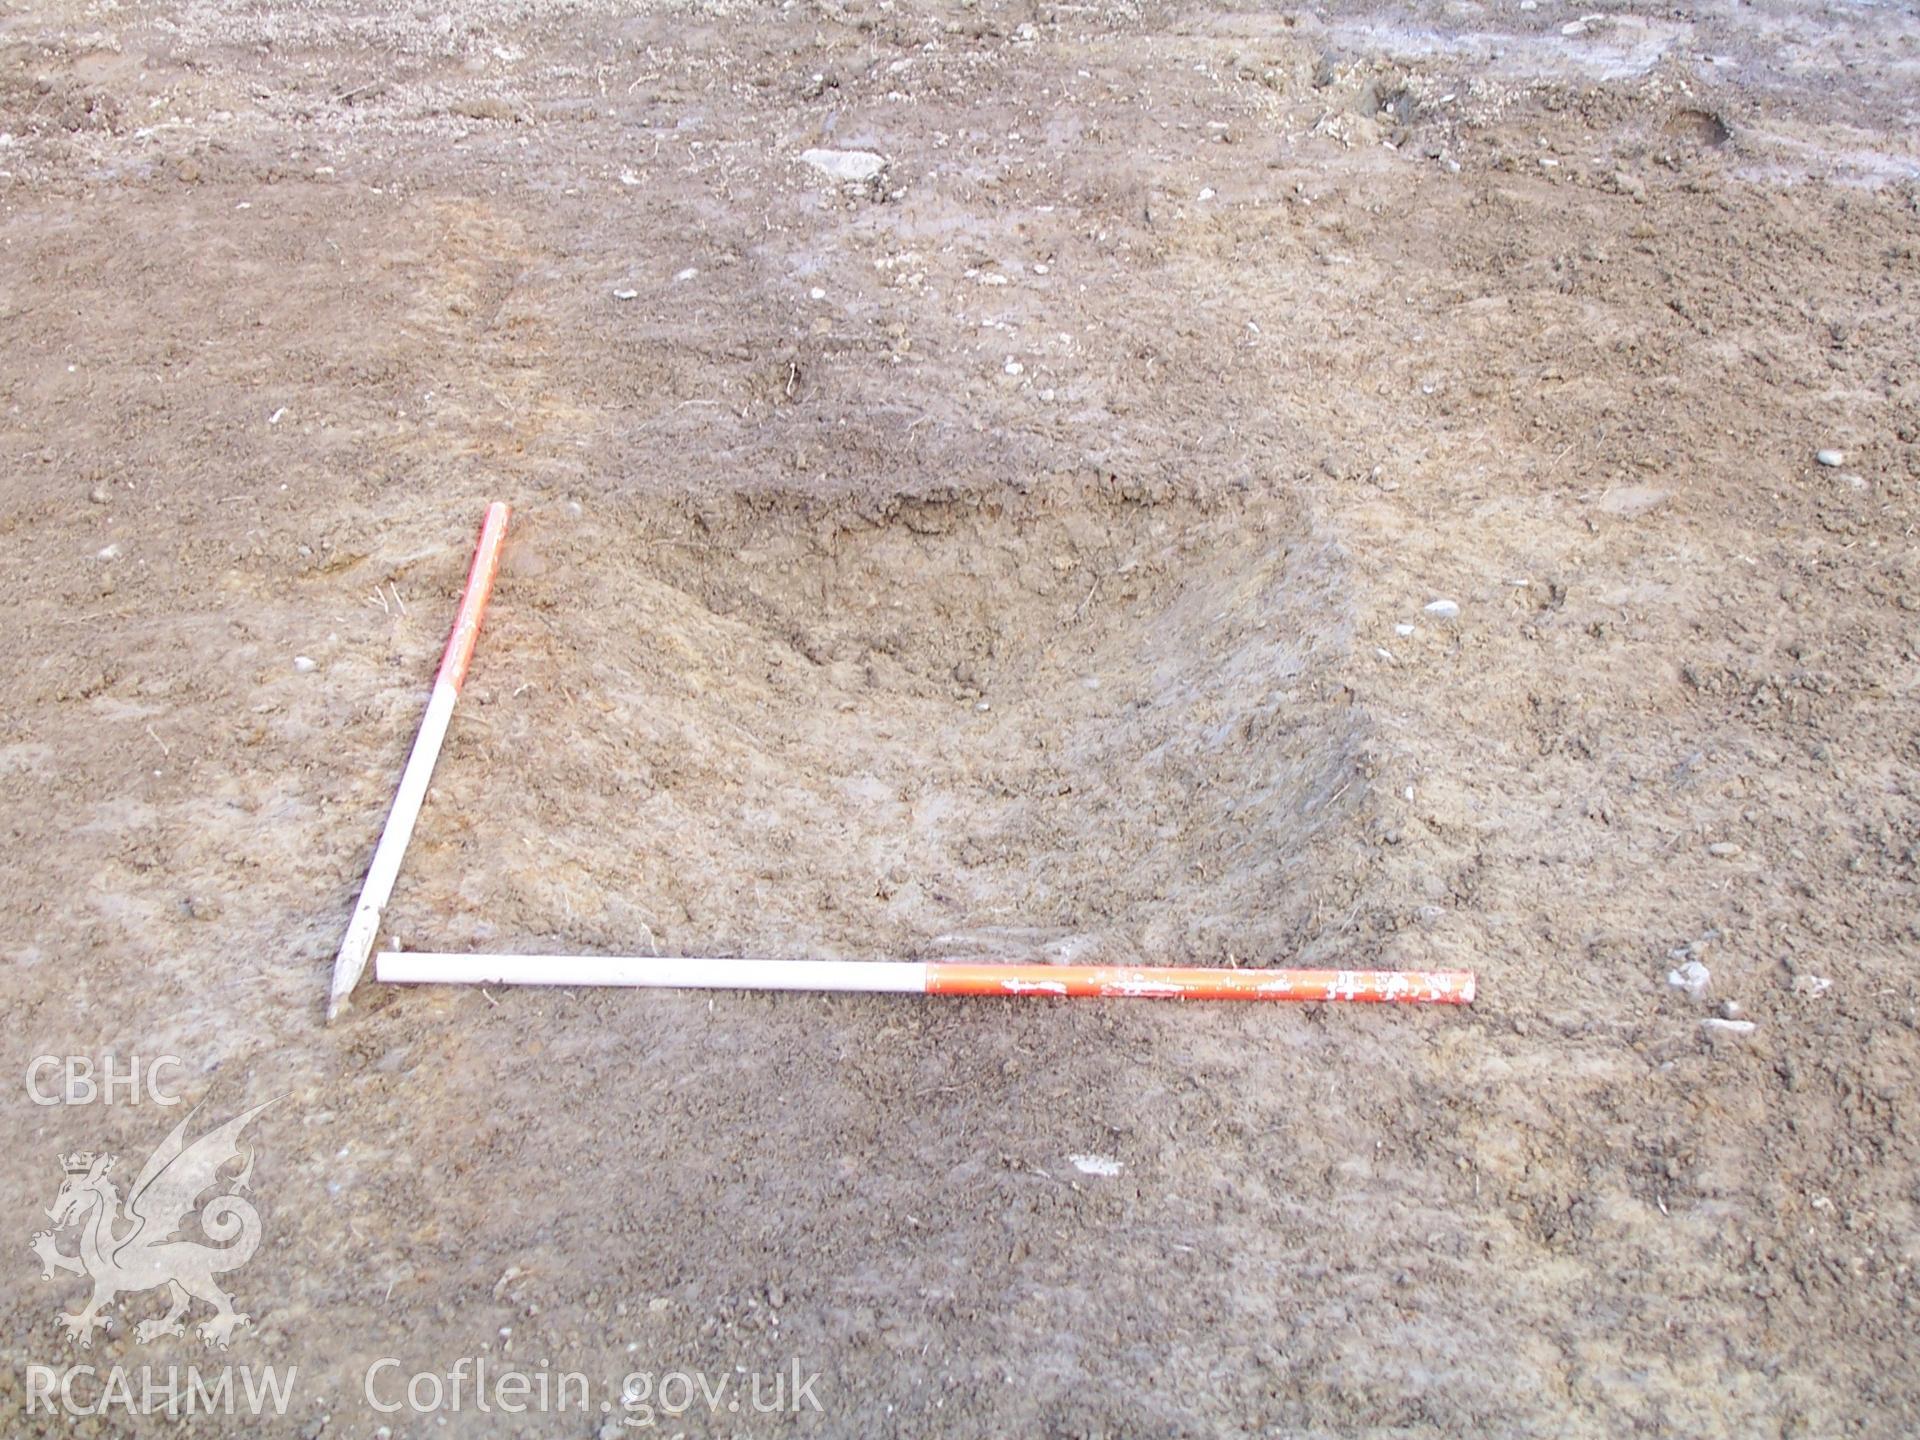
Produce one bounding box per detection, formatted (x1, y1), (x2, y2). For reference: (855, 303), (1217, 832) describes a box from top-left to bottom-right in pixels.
(1, 0), (1917, 1434)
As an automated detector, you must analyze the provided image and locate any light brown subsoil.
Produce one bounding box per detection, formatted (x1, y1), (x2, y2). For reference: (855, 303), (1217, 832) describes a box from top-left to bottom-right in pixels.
(0, 0), (1916, 1434)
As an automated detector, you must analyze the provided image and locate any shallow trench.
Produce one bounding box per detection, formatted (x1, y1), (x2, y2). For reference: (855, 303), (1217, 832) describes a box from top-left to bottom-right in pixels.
(387, 485), (1370, 971)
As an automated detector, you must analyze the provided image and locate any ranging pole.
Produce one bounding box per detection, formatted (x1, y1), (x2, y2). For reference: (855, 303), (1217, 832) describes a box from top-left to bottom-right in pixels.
(376, 953), (1476, 1004)
(327, 502), (511, 1021)
(330, 501), (1478, 1015)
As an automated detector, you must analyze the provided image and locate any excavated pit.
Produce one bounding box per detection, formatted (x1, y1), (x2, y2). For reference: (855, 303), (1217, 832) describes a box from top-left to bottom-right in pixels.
(390, 487), (1369, 970)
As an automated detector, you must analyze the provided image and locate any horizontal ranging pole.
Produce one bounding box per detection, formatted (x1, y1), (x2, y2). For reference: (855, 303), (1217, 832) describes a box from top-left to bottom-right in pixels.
(327, 502), (512, 1022)
(376, 953), (1476, 1004)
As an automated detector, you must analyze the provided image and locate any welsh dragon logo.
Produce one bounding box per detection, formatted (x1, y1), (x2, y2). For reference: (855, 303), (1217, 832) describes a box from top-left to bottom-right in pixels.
(28, 1098), (275, 1348)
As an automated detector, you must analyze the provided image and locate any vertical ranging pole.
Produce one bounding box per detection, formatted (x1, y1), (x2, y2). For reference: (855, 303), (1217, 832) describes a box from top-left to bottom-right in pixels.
(327, 502), (511, 1021)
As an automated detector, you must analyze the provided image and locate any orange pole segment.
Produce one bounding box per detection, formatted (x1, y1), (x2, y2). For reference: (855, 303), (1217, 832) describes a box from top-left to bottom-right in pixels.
(925, 964), (1475, 1004)
(436, 500), (511, 692)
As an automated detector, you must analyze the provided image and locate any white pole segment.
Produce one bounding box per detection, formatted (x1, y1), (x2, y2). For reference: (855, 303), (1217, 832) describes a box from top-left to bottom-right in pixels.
(327, 680), (460, 1019)
(377, 953), (932, 994)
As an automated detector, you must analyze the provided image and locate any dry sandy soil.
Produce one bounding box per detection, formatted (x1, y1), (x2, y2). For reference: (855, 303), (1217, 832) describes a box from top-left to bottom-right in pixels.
(1, 0), (1917, 1433)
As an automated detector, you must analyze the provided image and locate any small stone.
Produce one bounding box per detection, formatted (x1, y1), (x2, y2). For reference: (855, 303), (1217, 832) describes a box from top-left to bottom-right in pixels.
(767, 1286), (784, 1308)
(1707, 841), (1741, 858)
(88, 483), (110, 504)
(1667, 960), (1710, 1001)
(1598, 485), (1669, 518)
(1394, 623), (1416, 637)
(293, 655), (317, 673)
(96, 543), (121, 560)
(1701, 1017), (1756, 1037)
(797, 147), (887, 183)
(1815, 449), (1844, 468)
(1423, 598), (1460, 620)
(612, 288), (638, 300)
(1791, 974), (1833, 1000)
(1719, 999), (1743, 1020)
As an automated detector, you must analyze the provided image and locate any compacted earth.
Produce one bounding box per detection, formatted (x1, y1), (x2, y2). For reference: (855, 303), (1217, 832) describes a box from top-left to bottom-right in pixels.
(0, 0), (1916, 1433)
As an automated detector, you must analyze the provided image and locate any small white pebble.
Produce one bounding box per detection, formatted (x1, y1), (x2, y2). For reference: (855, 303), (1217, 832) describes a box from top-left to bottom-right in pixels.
(1701, 1017), (1756, 1036)
(1394, 623), (1416, 637)
(1666, 960), (1710, 1001)
(1004, 359), (1024, 375)
(293, 656), (317, 673)
(1815, 448), (1844, 468)
(1197, 187), (1216, 201)
(1069, 1154), (1122, 1177)
(675, 268), (698, 282)
(612, 288), (638, 300)
(1707, 841), (1741, 858)
(809, 287), (826, 300)
(1423, 598), (1460, 620)
(96, 543), (121, 560)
